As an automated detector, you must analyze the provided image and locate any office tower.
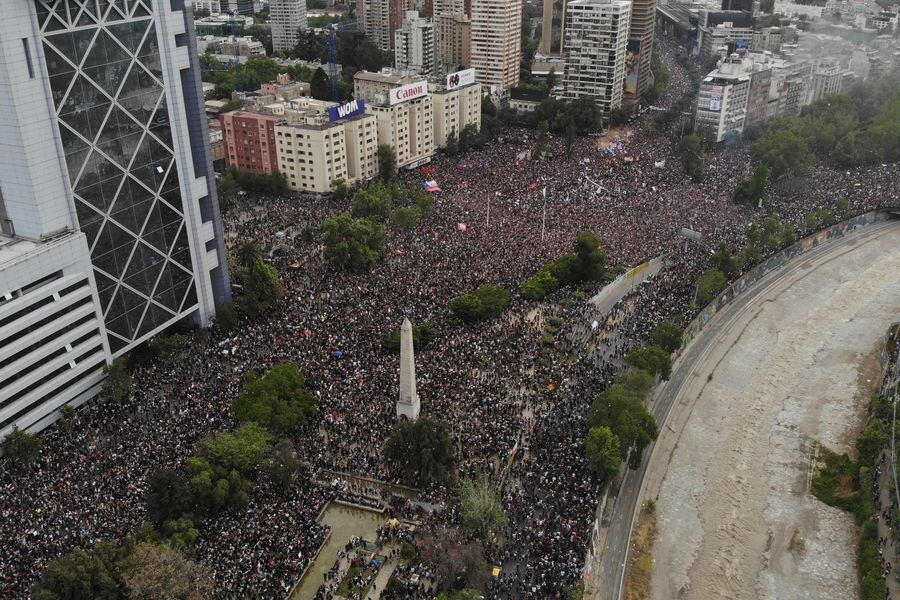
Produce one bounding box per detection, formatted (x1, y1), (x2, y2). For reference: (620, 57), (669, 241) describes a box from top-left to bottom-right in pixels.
(470, 0), (522, 88)
(395, 11), (438, 76)
(562, 0), (632, 112)
(626, 0), (658, 101)
(0, 0), (230, 438)
(270, 0), (307, 54)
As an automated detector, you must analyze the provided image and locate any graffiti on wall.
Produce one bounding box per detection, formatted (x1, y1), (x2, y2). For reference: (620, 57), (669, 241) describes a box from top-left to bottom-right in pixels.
(681, 212), (881, 349)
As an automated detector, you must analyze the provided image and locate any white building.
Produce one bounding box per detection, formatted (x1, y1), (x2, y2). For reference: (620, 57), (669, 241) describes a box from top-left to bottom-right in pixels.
(395, 11), (438, 76)
(695, 56), (751, 142)
(561, 0), (633, 113)
(270, 0), (307, 55)
(193, 0), (223, 14)
(0, 0), (230, 439)
(470, 0), (523, 89)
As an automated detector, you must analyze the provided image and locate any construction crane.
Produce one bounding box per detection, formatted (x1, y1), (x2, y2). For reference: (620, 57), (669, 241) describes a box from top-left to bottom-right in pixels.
(326, 20), (363, 101)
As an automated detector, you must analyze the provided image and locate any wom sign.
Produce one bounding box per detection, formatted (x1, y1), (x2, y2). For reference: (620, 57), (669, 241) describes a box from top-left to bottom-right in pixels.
(328, 99), (366, 122)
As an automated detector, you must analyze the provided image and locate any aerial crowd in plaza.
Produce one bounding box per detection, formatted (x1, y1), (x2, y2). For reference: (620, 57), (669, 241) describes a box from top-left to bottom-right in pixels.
(2, 39), (899, 599)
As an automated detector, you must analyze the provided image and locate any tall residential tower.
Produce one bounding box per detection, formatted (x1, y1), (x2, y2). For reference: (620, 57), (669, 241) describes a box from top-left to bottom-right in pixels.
(270, 0), (307, 55)
(470, 0), (522, 88)
(0, 0), (230, 438)
(562, 0), (632, 112)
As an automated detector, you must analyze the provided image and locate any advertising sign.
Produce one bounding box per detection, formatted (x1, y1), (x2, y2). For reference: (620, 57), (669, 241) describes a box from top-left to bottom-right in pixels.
(446, 68), (476, 90)
(623, 39), (641, 102)
(327, 99), (366, 122)
(389, 80), (429, 105)
(709, 85), (723, 111)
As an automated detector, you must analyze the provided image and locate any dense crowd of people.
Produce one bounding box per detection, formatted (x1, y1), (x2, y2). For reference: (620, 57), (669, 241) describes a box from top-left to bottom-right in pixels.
(1, 38), (898, 598)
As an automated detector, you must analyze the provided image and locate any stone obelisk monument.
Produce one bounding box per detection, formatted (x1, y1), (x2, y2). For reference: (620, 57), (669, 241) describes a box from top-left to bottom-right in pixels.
(396, 317), (421, 421)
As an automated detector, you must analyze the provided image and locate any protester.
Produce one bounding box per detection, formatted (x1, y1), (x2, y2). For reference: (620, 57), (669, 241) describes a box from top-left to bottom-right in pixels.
(1, 38), (896, 598)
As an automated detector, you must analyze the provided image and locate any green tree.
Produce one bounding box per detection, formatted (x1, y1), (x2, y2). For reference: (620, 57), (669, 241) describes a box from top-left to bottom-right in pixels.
(585, 426), (622, 479)
(732, 165), (769, 206)
(711, 241), (741, 278)
(857, 419), (889, 466)
(451, 285), (510, 324)
(587, 384), (658, 469)
(536, 120), (550, 155)
(332, 178), (350, 200)
(678, 134), (705, 183)
(573, 232), (608, 282)
(521, 267), (559, 300)
(382, 322), (437, 352)
(615, 369), (656, 397)
(152, 333), (186, 363)
(352, 183), (393, 221)
(750, 120), (811, 178)
(625, 346), (672, 380)
(202, 423), (272, 475)
(377, 144), (398, 182)
(321, 213), (388, 272)
(234, 241), (284, 318)
(310, 67), (331, 100)
(185, 457), (250, 513)
(233, 363), (317, 433)
(1, 426), (42, 469)
(456, 476), (508, 544)
(696, 269), (728, 305)
(216, 171), (237, 213)
(158, 518), (199, 553)
(392, 206), (423, 230)
(383, 417), (456, 486)
(145, 468), (194, 525)
(31, 542), (125, 600)
(651, 322), (683, 353)
(100, 358), (133, 404)
(269, 438), (300, 495)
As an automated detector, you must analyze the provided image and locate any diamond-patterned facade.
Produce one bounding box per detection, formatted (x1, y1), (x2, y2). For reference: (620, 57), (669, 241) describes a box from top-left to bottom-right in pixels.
(34, 0), (199, 350)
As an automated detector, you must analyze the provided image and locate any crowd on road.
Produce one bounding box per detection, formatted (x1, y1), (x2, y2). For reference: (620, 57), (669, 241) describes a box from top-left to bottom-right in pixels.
(1, 38), (898, 598)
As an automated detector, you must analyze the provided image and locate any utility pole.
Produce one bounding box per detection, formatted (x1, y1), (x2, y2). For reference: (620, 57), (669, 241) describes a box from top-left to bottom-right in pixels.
(540, 187), (547, 245)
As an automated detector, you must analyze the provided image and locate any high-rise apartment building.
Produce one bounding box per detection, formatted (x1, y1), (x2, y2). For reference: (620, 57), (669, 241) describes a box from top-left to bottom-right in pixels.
(434, 0), (469, 73)
(437, 14), (470, 72)
(395, 11), (438, 76)
(360, 0), (414, 51)
(0, 0), (230, 438)
(222, 0), (254, 16)
(470, 0), (522, 88)
(562, 0), (632, 113)
(270, 0), (307, 55)
(695, 56), (751, 141)
(626, 0), (658, 101)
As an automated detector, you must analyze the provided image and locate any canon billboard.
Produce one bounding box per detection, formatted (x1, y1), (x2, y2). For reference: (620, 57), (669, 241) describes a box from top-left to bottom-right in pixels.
(445, 68), (476, 90)
(389, 80), (429, 105)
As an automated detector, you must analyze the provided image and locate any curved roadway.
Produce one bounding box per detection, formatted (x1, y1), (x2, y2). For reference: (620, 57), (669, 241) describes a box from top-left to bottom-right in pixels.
(594, 219), (900, 600)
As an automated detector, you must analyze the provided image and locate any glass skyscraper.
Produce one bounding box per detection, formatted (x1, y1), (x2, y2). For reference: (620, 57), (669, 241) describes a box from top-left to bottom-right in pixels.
(0, 0), (230, 437)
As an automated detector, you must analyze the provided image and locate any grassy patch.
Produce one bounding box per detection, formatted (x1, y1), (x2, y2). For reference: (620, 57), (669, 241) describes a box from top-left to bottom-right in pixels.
(624, 503), (657, 600)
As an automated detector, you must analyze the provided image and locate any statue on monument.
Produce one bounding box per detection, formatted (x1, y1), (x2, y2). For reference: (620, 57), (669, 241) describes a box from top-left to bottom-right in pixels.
(396, 317), (421, 421)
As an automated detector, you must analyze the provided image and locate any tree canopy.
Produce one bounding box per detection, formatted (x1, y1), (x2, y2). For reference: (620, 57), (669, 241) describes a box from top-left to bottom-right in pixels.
(383, 417), (456, 486)
(451, 285), (511, 324)
(321, 213), (387, 273)
(587, 383), (658, 469)
(232, 363), (317, 434)
(456, 476), (508, 544)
